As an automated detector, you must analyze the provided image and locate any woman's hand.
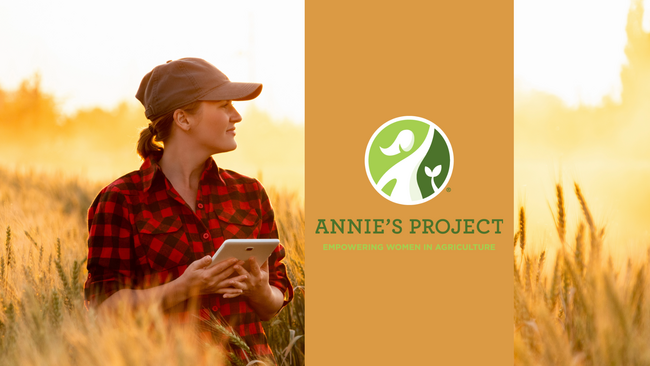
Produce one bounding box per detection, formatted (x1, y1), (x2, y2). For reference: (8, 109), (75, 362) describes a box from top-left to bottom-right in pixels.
(231, 257), (285, 320)
(97, 256), (247, 315)
(231, 257), (270, 299)
(178, 255), (248, 298)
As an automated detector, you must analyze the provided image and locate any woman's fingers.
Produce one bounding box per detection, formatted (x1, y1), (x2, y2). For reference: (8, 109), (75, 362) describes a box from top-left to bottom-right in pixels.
(234, 262), (252, 277)
(228, 279), (248, 291)
(207, 258), (239, 274)
(215, 275), (249, 297)
(217, 288), (243, 298)
(211, 274), (247, 292)
(247, 257), (262, 277)
(210, 266), (237, 283)
(223, 275), (248, 288)
(190, 255), (213, 270)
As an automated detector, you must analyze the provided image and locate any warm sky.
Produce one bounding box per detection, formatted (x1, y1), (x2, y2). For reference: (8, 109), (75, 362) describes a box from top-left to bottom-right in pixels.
(515, 0), (650, 260)
(0, 0), (304, 123)
(515, 0), (650, 106)
(1, 1), (645, 119)
(2, 0), (649, 249)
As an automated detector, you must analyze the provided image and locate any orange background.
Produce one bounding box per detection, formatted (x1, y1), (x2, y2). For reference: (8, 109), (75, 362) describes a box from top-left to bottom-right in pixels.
(306, 1), (513, 364)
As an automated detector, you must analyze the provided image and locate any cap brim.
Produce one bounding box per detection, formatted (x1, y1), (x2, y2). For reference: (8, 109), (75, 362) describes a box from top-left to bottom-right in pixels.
(199, 81), (262, 102)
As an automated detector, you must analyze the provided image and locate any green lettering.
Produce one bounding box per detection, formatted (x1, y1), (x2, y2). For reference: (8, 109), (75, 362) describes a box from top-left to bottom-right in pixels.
(423, 219), (434, 234)
(316, 219), (329, 234)
(436, 219), (450, 234)
(392, 219), (403, 234)
(373, 219), (384, 234)
(451, 219), (462, 234)
(410, 219), (421, 234)
(477, 219), (490, 234)
(464, 219), (475, 234)
(347, 219), (362, 234)
(492, 219), (503, 234)
(331, 219), (345, 234)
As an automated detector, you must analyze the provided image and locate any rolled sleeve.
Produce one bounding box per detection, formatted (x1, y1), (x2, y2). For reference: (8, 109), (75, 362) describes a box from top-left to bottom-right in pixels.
(84, 187), (135, 308)
(257, 182), (294, 308)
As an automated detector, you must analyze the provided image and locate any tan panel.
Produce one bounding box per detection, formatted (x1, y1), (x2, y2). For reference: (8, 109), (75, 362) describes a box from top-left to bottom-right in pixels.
(306, 1), (513, 364)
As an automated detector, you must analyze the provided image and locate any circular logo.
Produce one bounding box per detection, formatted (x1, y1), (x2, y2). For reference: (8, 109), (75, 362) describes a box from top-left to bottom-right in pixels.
(365, 116), (454, 205)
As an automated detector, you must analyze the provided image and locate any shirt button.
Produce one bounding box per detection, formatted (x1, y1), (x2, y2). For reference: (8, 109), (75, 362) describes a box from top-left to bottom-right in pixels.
(202, 233), (210, 240)
(212, 305), (218, 311)
(197, 203), (204, 209)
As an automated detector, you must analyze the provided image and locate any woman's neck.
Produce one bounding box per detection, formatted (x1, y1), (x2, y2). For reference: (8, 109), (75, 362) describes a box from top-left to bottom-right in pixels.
(158, 144), (208, 191)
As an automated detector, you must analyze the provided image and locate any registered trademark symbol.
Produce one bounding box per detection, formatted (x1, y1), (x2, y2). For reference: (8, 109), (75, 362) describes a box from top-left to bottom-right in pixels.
(446, 187), (451, 192)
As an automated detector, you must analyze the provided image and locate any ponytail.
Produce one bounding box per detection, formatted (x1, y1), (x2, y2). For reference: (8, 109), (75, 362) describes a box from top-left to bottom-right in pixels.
(135, 101), (203, 160)
(136, 123), (163, 159)
(136, 112), (173, 160)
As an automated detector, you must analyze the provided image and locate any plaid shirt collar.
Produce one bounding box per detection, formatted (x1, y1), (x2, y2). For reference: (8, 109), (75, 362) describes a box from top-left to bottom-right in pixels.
(140, 151), (226, 192)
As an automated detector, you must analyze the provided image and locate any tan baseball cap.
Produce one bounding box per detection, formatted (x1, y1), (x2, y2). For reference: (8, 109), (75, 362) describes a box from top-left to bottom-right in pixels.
(135, 58), (262, 121)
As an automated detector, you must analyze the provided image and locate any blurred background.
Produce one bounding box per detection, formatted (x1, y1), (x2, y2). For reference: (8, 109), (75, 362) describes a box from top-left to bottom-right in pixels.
(0, 0), (304, 196)
(3, 0), (650, 262)
(516, 0), (650, 263)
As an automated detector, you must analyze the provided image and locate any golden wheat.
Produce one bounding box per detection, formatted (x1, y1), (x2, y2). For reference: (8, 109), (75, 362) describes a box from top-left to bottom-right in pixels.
(515, 183), (650, 365)
(0, 167), (305, 366)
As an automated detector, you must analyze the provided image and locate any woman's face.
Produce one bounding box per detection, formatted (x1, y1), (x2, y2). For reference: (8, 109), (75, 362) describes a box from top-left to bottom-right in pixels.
(189, 100), (242, 154)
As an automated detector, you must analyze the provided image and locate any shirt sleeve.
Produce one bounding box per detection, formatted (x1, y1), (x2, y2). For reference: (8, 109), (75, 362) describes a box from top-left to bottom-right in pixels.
(84, 187), (136, 308)
(257, 181), (294, 309)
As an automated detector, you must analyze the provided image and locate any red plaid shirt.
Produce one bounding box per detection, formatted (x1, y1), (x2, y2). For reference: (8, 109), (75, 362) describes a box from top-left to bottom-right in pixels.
(84, 152), (293, 361)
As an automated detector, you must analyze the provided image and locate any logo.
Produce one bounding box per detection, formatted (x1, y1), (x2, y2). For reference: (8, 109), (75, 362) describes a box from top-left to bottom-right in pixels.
(365, 116), (454, 205)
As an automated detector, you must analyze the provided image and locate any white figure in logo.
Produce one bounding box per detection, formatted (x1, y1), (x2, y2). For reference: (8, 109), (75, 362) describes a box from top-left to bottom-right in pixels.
(376, 127), (441, 202)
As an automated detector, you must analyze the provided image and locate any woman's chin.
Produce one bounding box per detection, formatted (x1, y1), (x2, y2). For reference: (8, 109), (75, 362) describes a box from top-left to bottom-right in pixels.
(213, 143), (237, 154)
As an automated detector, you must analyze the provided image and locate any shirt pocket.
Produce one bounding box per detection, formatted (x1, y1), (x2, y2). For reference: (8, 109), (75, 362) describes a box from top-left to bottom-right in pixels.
(215, 207), (262, 239)
(135, 214), (191, 272)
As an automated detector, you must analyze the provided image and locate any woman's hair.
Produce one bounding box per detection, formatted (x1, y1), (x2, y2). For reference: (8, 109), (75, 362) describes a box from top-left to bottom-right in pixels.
(136, 101), (202, 159)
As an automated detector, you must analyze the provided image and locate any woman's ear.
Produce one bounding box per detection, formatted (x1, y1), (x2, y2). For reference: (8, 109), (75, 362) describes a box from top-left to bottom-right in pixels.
(173, 109), (192, 131)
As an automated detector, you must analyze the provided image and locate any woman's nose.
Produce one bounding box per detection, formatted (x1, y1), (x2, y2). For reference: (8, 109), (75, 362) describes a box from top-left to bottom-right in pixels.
(231, 106), (243, 123)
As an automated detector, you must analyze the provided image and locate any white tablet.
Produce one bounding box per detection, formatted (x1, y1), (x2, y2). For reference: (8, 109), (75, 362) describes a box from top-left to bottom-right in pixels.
(209, 239), (280, 269)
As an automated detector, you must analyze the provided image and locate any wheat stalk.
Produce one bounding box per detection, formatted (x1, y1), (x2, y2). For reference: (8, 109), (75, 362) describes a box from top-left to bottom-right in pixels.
(549, 251), (561, 311)
(575, 223), (585, 277)
(50, 289), (62, 328)
(5, 227), (13, 269)
(203, 313), (252, 362)
(524, 255), (532, 295)
(630, 265), (645, 327)
(24, 231), (38, 248)
(56, 238), (62, 263)
(555, 184), (566, 243)
(536, 251), (546, 286)
(514, 231), (520, 249)
(518, 207), (526, 255)
(0, 255), (5, 283)
(54, 258), (73, 310)
(574, 183), (594, 229)
(574, 183), (600, 266)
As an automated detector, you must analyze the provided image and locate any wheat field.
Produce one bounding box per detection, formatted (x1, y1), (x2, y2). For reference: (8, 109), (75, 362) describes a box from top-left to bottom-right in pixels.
(0, 167), (305, 366)
(514, 183), (650, 365)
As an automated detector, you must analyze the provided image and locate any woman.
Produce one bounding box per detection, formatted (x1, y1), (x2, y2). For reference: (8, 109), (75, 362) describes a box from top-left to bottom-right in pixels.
(84, 58), (293, 362)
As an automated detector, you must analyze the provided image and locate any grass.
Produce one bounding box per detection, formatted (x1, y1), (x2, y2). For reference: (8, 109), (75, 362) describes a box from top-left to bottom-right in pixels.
(514, 183), (650, 365)
(0, 167), (305, 366)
